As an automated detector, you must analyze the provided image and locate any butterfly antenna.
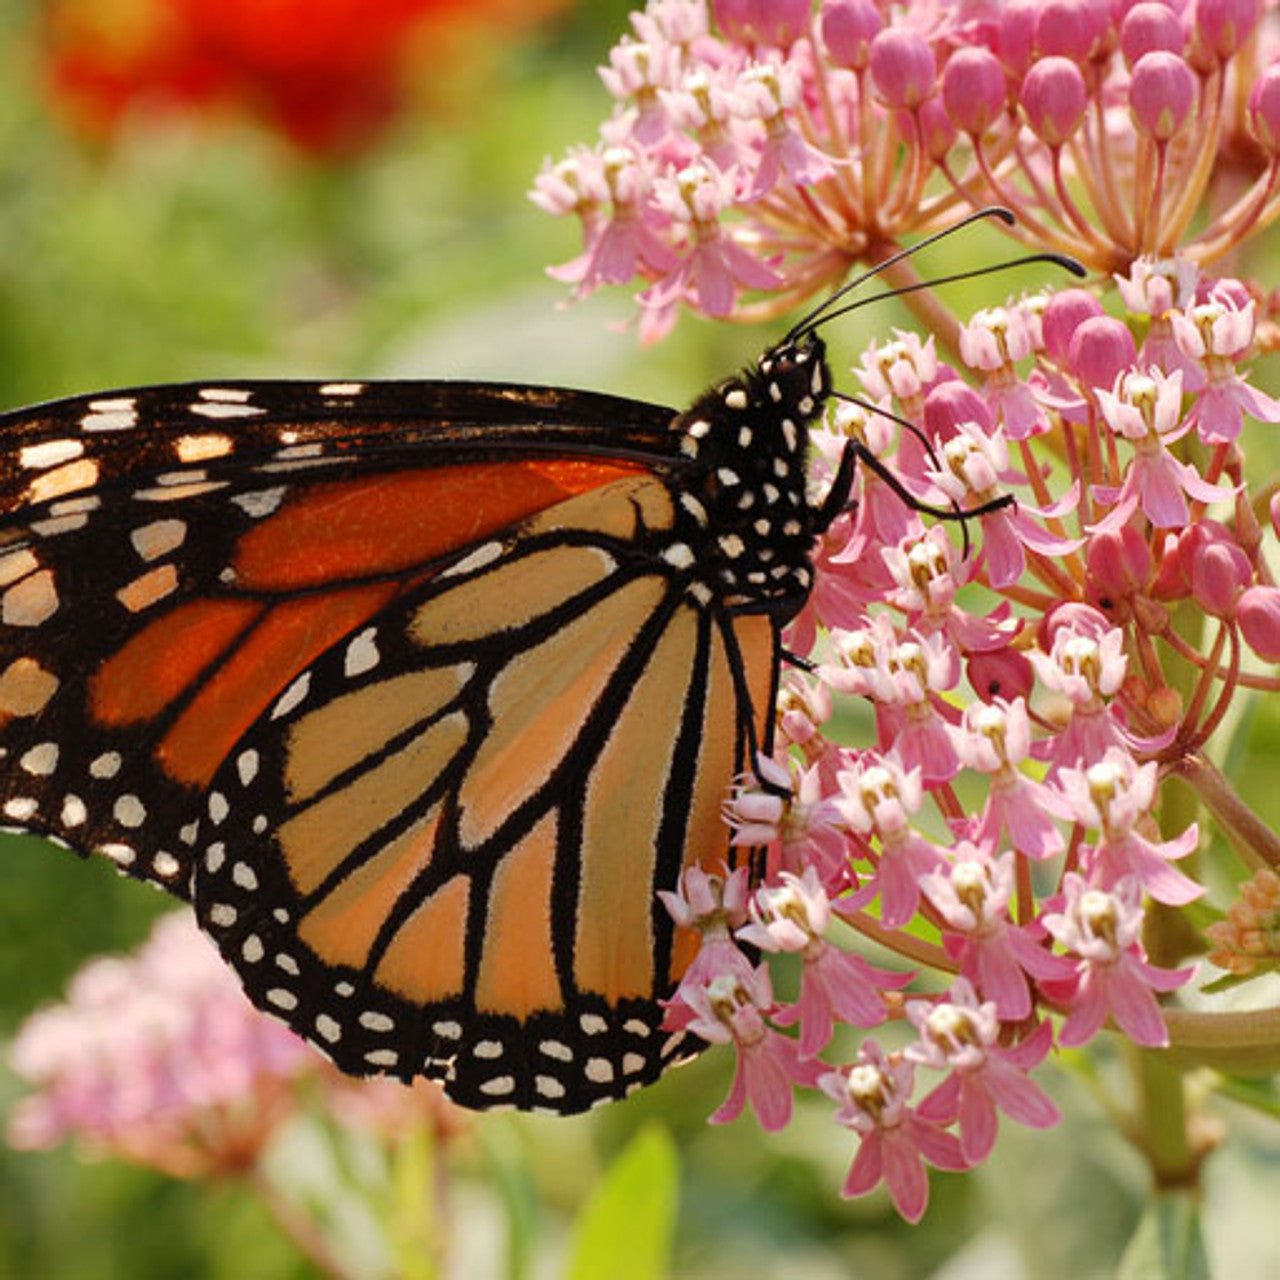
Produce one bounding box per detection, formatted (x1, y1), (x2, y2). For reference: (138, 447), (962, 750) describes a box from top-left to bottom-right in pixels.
(793, 250), (1085, 338)
(784, 206), (1018, 343)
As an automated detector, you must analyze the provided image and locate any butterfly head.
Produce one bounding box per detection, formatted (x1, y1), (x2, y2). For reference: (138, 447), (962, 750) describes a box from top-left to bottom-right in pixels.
(672, 332), (831, 615)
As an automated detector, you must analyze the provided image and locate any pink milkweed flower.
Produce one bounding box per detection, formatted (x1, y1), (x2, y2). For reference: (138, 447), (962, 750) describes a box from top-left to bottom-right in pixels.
(817, 399), (920, 548)
(548, 146), (679, 297)
(776, 668), (833, 755)
(836, 755), (944, 927)
(733, 59), (836, 199)
(1039, 875), (1195, 1047)
(1056, 751), (1204, 905)
(644, 161), (782, 318)
(1114, 255), (1203, 385)
(1029, 622), (1142, 778)
(659, 863), (756, 1033)
(819, 1039), (967, 1223)
(958, 305), (1050, 439)
(857, 330), (940, 414)
(679, 962), (822, 1130)
(862, 631), (962, 785)
(882, 525), (1017, 652)
(660, 66), (742, 169)
(1171, 293), (1280, 444)
(599, 34), (681, 145)
(924, 420), (1082, 588)
(7, 913), (314, 1176)
(905, 979), (1061, 1165)
(919, 848), (1076, 1019)
(1093, 367), (1235, 532)
(737, 868), (910, 1055)
(723, 753), (852, 885)
(952, 698), (1067, 860)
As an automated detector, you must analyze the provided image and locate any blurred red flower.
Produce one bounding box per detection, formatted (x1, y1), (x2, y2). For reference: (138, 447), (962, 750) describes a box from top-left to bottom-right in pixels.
(42, 0), (567, 154)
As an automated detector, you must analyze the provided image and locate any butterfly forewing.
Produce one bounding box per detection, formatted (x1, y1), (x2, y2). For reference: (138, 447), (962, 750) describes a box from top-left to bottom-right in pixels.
(0, 382), (677, 891)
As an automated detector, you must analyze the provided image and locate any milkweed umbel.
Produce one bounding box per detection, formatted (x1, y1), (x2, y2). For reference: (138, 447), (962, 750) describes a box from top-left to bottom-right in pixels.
(0, 218), (1080, 1113)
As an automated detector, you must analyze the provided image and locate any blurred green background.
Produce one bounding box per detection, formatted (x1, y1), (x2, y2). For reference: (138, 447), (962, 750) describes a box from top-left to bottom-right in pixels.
(1, 0), (1279, 1277)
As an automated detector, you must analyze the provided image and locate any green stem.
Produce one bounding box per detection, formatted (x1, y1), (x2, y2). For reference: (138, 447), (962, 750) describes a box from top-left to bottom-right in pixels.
(1170, 753), (1280, 872)
(1163, 1006), (1280, 1074)
(1128, 1045), (1199, 1191)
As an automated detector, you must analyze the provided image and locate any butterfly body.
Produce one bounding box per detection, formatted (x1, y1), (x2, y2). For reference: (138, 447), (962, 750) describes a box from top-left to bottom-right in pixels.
(1, 331), (836, 1112)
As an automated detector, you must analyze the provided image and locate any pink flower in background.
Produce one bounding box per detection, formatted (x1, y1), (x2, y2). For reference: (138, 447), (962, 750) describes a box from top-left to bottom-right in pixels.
(7, 913), (314, 1176)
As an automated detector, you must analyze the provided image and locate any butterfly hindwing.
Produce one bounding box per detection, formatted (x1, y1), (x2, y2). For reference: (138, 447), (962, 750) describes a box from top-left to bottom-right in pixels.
(191, 476), (777, 1110)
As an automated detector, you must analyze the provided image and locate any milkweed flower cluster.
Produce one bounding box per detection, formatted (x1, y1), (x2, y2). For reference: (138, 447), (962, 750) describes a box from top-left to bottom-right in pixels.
(553, 0), (1280, 1224)
(8, 912), (463, 1235)
(534, 0), (1280, 341)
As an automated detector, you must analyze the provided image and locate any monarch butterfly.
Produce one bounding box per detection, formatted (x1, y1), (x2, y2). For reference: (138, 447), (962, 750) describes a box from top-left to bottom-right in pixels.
(0, 217), (1075, 1113)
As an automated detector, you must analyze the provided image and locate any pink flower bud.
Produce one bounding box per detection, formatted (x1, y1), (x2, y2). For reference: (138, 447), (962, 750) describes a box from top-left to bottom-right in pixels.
(1129, 51), (1197, 140)
(1270, 489), (1280, 540)
(1041, 287), (1105, 362)
(869, 29), (938, 111)
(821, 0), (883, 70)
(1039, 601), (1112, 649)
(1238, 585), (1280, 660)
(942, 46), (1007, 135)
(713, 0), (812, 47)
(1151, 520), (1235, 600)
(1036, 0), (1110, 62)
(1120, 3), (1186, 66)
(923, 379), (993, 439)
(1086, 525), (1152, 617)
(967, 647), (1035, 702)
(917, 93), (958, 160)
(1192, 542), (1253, 617)
(999, 0), (1040, 76)
(1195, 0), (1261, 62)
(1023, 56), (1088, 145)
(1067, 315), (1137, 389)
(1248, 62), (1280, 155)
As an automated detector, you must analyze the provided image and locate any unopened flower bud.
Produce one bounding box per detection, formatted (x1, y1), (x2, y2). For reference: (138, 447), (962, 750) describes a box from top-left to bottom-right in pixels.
(999, 0), (1039, 76)
(917, 93), (959, 161)
(1039, 601), (1112, 649)
(1036, 0), (1109, 62)
(942, 46), (1007, 135)
(1121, 3), (1187, 65)
(1195, 0), (1261, 63)
(1023, 56), (1088, 146)
(923, 379), (993, 439)
(1130, 52), (1197, 141)
(1192, 542), (1252, 617)
(821, 0), (882, 70)
(1237, 586), (1280, 660)
(1067, 316), (1137, 389)
(1248, 63), (1280, 155)
(967, 647), (1035, 702)
(1086, 525), (1152, 617)
(869, 29), (938, 110)
(1041, 288), (1105, 363)
(713, 0), (811, 47)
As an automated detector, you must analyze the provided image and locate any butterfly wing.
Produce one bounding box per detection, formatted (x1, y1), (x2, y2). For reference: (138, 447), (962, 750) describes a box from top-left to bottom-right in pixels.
(0, 378), (778, 1111)
(193, 477), (777, 1110)
(0, 379), (677, 893)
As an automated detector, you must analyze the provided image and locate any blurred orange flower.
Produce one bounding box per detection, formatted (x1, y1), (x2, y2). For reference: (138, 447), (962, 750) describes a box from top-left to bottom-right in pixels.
(42, 0), (568, 154)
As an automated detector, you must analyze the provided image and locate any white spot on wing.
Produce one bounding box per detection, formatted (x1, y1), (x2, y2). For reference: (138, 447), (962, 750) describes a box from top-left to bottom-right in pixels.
(21, 439), (84, 470)
(319, 382), (365, 396)
(19, 743), (58, 776)
(233, 488), (287, 518)
(3, 570), (59, 627)
(344, 628), (379, 677)
(272, 673), (310, 719)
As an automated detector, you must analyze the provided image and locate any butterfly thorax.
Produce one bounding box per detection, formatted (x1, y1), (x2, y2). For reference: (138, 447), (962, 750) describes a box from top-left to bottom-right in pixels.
(670, 332), (830, 617)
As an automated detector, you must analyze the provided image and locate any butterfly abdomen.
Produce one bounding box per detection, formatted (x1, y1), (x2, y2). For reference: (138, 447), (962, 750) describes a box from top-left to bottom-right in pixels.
(672, 333), (831, 618)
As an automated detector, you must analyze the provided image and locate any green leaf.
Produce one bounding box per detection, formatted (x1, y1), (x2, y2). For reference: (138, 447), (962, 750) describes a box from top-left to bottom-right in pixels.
(1117, 1192), (1210, 1280)
(1213, 1074), (1280, 1120)
(566, 1126), (679, 1280)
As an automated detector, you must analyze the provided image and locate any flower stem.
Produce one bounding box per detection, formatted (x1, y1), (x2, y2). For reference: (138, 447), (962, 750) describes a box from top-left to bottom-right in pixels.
(1127, 1045), (1200, 1190)
(1170, 752), (1280, 871)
